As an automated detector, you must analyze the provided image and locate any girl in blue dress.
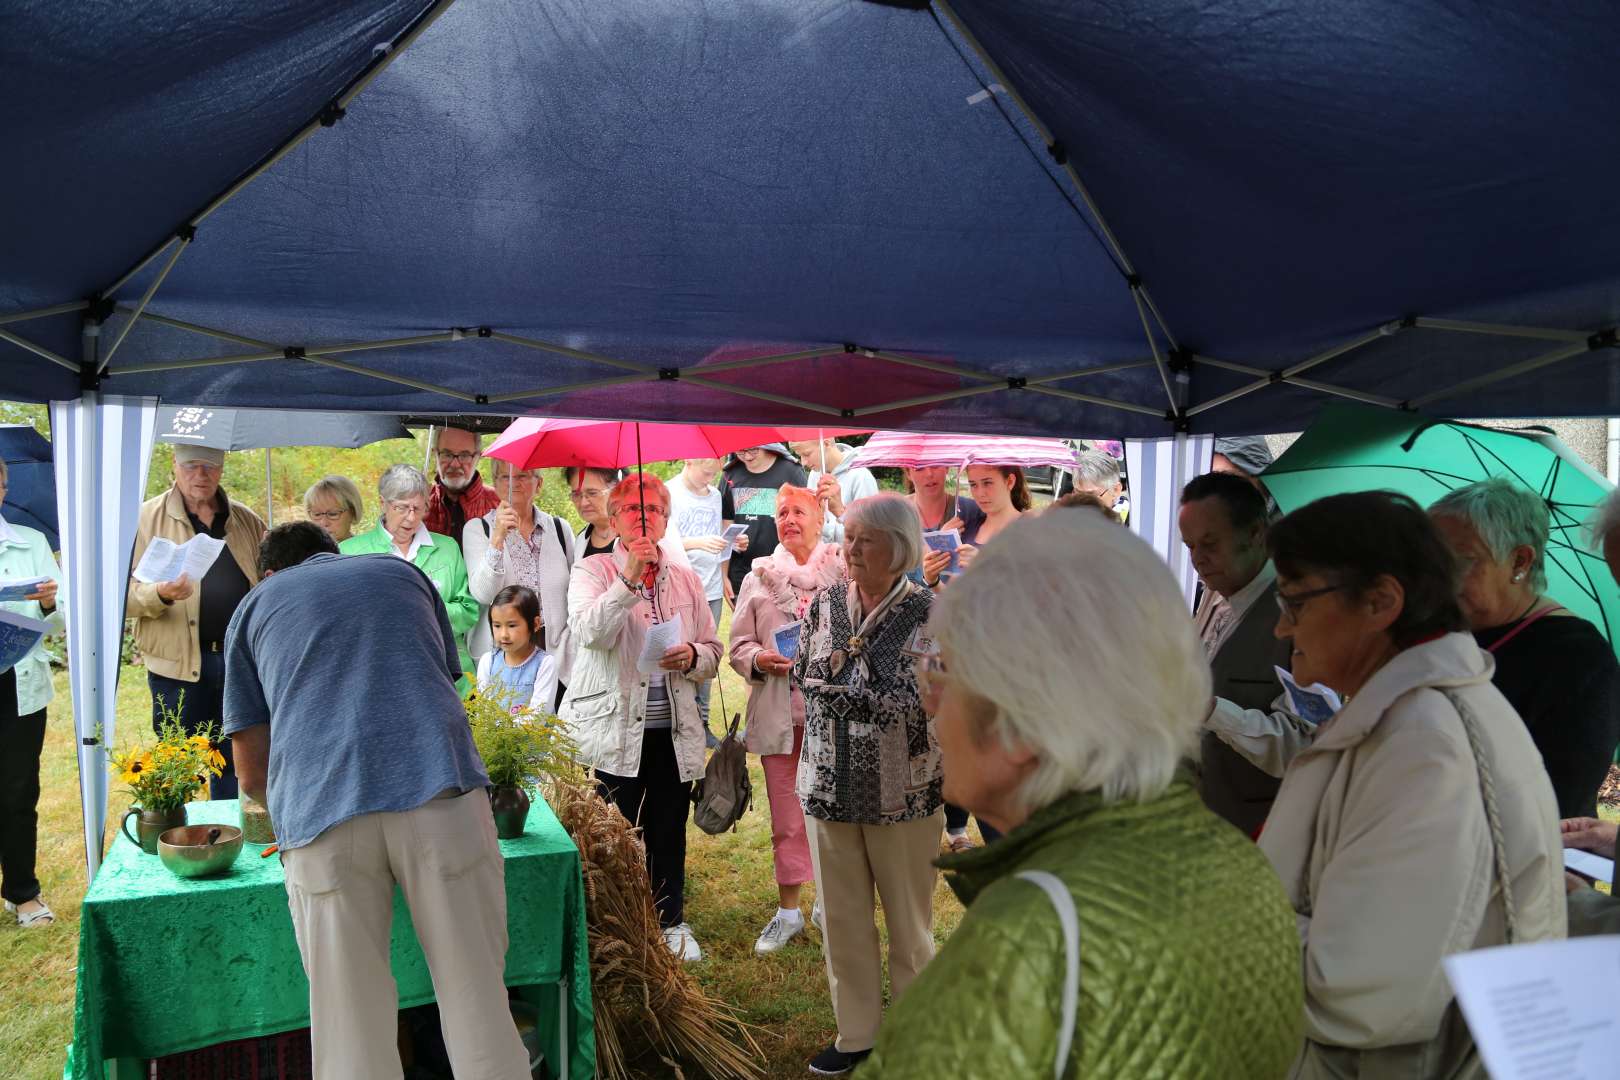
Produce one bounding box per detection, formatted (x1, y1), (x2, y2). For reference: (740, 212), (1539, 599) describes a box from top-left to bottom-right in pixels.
(474, 585), (560, 714)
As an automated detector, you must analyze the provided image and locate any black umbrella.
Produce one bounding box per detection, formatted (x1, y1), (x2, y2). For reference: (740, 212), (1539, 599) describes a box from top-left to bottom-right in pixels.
(0, 424), (57, 550)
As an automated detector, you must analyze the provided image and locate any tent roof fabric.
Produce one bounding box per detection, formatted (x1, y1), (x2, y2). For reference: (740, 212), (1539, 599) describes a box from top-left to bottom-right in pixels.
(5, 0), (1620, 436)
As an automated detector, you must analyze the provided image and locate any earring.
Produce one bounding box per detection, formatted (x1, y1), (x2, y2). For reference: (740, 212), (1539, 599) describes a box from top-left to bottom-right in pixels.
(1512, 573), (1524, 583)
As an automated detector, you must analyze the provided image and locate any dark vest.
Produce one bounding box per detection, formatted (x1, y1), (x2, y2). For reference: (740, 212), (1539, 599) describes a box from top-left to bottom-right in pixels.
(1200, 579), (1294, 835)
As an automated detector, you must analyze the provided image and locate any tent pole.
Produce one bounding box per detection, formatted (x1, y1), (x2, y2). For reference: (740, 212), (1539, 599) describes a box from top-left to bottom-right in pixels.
(0, 300), (90, 327)
(99, 235), (190, 372)
(0, 328), (81, 373)
(1408, 338), (1601, 410)
(932, 0), (1181, 353)
(1412, 317), (1588, 342)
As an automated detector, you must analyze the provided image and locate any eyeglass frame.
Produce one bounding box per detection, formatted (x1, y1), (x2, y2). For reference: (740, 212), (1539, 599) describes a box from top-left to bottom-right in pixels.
(307, 508), (349, 522)
(1274, 583), (1349, 621)
(385, 500), (427, 519)
(435, 450), (479, 465)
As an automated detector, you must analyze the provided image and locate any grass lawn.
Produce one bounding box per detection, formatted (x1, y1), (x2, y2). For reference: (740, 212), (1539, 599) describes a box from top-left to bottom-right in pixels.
(0, 606), (972, 1080)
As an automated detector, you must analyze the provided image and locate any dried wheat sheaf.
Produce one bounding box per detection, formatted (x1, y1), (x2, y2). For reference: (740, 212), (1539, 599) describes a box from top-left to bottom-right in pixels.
(548, 775), (765, 1080)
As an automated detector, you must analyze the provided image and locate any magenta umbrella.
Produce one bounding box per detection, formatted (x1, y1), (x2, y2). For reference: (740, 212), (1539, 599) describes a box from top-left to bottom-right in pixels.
(484, 416), (794, 471)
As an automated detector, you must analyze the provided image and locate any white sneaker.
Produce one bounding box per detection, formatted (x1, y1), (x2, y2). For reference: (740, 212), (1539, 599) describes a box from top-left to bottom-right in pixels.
(811, 899), (824, 934)
(754, 910), (805, 954)
(662, 922), (703, 962)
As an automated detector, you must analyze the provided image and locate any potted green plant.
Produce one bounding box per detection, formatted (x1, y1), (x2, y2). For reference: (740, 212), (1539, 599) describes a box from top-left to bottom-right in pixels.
(465, 687), (573, 839)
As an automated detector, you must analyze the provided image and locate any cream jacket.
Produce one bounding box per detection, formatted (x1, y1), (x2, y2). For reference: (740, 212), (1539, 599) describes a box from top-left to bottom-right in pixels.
(126, 487), (265, 683)
(727, 572), (804, 757)
(558, 547), (721, 782)
(1260, 632), (1565, 1079)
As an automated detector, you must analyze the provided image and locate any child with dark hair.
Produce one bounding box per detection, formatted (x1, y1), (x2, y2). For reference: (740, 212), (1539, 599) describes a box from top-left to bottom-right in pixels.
(474, 585), (559, 714)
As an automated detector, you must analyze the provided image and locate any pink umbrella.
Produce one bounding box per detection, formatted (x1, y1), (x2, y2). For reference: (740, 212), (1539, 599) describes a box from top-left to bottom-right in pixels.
(843, 430), (1079, 471)
(484, 417), (791, 471)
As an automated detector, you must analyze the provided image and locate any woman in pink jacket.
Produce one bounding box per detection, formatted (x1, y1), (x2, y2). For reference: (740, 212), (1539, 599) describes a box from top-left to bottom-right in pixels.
(730, 485), (845, 956)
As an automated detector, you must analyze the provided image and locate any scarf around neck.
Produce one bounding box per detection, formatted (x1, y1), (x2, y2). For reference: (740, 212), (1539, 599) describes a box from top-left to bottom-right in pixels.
(753, 542), (845, 619)
(835, 575), (916, 682)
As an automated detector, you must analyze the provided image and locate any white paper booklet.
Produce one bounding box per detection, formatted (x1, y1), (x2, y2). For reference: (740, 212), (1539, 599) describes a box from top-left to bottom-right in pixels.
(1564, 848), (1615, 885)
(1443, 936), (1620, 1079)
(133, 534), (226, 584)
(637, 612), (684, 675)
(719, 523), (749, 560)
(0, 607), (49, 674)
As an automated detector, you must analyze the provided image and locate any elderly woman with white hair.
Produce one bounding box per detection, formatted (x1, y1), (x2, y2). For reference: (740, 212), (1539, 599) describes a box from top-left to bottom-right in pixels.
(1430, 476), (1620, 818)
(792, 493), (941, 1077)
(858, 508), (1302, 1079)
(340, 464), (478, 692)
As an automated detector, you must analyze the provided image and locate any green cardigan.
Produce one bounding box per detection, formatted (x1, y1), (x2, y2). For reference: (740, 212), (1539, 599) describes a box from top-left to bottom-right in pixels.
(339, 525), (478, 692)
(859, 780), (1303, 1079)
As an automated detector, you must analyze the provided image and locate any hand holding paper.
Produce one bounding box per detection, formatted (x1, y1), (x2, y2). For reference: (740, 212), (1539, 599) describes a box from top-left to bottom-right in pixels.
(719, 524), (749, 560)
(0, 576), (50, 604)
(638, 613), (684, 674)
(133, 534), (226, 585)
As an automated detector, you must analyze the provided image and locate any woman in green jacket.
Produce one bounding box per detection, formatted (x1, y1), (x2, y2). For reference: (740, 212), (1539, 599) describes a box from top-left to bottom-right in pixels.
(859, 509), (1303, 1080)
(340, 465), (478, 693)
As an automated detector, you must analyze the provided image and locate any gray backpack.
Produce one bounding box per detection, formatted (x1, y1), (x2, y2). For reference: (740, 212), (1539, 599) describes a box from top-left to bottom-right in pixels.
(692, 710), (752, 835)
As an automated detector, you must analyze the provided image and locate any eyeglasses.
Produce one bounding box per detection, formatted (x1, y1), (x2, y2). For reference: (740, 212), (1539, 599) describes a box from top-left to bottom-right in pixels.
(387, 501), (426, 519)
(177, 461), (222, 475)
(1275, 584), (1347, 621)
(616, 503), (667, 518)
(493, 471), (540, 484)
(570, 487), (607, 501)
(436, 450), (478, 465)
(913, 653), (948, 705)
(308, 509), (347, 522)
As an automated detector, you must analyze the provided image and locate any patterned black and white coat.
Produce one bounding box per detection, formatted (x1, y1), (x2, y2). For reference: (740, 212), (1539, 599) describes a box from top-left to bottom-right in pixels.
(793, 579), (943, 826)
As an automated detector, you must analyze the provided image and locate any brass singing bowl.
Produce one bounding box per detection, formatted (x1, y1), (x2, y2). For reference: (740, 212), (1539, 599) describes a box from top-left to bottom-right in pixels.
(157, 824), (245, 879)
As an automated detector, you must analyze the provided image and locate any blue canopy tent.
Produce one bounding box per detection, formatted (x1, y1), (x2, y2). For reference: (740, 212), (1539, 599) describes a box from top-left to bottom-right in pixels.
(5, 0), (1620, 871)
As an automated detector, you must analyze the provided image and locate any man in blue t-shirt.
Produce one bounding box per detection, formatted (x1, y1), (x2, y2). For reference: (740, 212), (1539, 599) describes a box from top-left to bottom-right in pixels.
(224, 521), (528, 1080)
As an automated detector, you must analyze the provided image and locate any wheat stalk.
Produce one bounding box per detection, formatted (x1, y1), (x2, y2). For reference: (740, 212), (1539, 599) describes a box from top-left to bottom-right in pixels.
(547, 773), (766, 1080)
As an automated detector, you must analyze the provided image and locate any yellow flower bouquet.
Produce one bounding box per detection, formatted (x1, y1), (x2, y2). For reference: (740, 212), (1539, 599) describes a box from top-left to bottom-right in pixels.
(110, 702), (224, 814)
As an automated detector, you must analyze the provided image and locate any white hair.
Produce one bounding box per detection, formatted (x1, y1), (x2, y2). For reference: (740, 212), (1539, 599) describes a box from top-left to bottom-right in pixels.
(377, 463), (430, 504)
(843, 492), (925, 574)
(930, 509), (1210, 810)
(1587, 487), (1620, 549)
(1429, 477), (1549, 591)
(1072, 448), (1121, 489)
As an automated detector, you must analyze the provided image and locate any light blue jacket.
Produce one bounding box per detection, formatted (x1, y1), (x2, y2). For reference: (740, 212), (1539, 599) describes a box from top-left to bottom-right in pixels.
(0, 521), (64, 715)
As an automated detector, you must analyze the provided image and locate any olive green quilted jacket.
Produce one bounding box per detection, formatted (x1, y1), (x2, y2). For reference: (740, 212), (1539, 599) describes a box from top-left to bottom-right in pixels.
(859, 780), (1303, 1079)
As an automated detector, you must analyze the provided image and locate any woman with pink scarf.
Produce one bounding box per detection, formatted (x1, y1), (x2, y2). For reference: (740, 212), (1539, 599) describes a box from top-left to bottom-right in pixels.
(730, 484), (845, 956)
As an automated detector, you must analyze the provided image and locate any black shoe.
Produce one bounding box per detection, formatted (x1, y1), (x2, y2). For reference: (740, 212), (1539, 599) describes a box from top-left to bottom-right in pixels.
(808, 1043), (871, 1076)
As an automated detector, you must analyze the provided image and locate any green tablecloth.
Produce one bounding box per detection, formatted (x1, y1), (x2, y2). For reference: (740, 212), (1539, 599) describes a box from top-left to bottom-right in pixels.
(66, 796), (594, 1080)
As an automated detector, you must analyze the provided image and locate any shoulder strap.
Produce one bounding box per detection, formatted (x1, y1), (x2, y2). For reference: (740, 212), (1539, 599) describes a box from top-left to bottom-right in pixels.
(1440, 688), (1518, 944)
(1016, 870), (1079, 1079)
(479, 516), (491, 538)
(552, 514), (572, 564)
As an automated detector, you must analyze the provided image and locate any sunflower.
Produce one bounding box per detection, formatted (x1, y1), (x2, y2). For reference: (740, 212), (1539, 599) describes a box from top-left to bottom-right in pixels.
(188, 734), (212, 751)
(119, 752), (155, 787)
(207, 748), (226, 774)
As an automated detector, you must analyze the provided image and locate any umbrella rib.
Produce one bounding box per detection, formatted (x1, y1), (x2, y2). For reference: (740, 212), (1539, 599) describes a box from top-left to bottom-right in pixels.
(1265, 462), (1482, 488)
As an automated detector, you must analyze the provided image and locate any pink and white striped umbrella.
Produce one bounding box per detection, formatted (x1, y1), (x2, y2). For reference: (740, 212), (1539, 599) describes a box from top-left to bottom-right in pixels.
(843, 430), (1078, 471)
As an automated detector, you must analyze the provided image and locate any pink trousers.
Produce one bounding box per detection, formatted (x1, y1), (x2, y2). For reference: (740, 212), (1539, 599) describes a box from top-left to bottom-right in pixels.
(761, 725), (813, 886)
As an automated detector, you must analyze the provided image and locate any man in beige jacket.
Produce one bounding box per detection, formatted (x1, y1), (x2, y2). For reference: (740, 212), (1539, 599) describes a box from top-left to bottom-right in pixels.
(127, 445), (265, 798)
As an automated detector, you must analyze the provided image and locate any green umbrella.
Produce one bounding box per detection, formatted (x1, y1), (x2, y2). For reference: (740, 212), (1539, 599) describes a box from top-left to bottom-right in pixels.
(1260, 403), (1619, 653)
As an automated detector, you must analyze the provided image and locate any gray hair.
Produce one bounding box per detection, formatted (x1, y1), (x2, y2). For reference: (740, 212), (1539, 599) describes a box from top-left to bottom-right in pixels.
(303, 474), (363, 520)
(1586, 487), (1620, 549)
(930, 509), (1209, 810)
(1072, 449), (1121, 490)
(842, 492), (925, 575)
(377, 463), (431, 505)
(1429, 477), (1549, 591)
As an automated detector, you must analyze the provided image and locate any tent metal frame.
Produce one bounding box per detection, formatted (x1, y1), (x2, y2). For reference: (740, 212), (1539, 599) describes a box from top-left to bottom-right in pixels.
(1, 0), (1617, 433)
(0, 300), (1616, 430)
